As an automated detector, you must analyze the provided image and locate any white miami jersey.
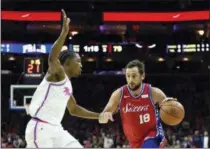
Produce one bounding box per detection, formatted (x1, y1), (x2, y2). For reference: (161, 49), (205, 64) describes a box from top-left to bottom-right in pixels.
(29, 74), (73, 125)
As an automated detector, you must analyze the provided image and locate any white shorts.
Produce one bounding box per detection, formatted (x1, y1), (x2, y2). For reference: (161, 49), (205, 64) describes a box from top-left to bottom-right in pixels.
(25, 119), (83, 148)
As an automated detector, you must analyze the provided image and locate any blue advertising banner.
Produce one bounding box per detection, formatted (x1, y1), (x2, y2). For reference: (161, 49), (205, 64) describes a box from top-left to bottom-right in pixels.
(1, 43), (53, 54)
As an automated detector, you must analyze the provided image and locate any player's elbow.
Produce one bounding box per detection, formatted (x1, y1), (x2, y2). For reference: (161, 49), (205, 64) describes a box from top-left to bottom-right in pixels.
(67, 96), (78, 116)
(68, 105), (77, 116)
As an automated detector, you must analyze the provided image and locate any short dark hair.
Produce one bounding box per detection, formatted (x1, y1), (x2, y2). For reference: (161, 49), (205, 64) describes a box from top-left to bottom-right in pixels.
(125, 59), (145, 73)
(59, 50), (77, 65)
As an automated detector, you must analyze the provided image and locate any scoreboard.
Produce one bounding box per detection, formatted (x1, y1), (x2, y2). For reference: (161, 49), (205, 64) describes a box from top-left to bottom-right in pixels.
(24, 58), (43, 77)
(1, 42), (209, 54)
(167, 43), (209, 53)
(69, 44), (123, 53)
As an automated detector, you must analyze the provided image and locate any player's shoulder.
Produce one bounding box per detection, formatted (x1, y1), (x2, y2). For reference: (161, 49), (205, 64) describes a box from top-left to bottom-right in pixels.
(44, 72), (70, 84)
(112, 88), (121, 95)
(46, 67), (66, 82)
(111, 86), (124, 97)
(143, 83), (156, 90)
(109, 88), (123, 103)
(116, 84), (128, 93)
(143, 83), (151, 87)
(112, 84), (127, 96)
(142, 83), (159, 95)
(150, 86), (166, 99)
(151, 86), (162, 93)
(119, 84), (128, 90)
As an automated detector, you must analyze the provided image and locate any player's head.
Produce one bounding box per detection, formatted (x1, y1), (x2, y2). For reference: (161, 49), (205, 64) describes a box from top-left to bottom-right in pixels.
(125, 60), (145, 91)
(59, 50), (82, 78)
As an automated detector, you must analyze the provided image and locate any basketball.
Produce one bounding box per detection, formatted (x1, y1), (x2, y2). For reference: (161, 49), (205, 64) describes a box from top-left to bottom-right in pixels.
(160, 100), (185, 126)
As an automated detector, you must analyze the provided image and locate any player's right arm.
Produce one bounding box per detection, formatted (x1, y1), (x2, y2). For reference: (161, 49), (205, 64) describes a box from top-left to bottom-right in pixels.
(48, 10), (70, 76)
(99, 88), (121, 124)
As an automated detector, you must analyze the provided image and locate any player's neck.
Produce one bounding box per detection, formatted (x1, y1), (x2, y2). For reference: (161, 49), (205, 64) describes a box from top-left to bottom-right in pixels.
(130, 83), (143, 96)
(65, 71), (72, 79)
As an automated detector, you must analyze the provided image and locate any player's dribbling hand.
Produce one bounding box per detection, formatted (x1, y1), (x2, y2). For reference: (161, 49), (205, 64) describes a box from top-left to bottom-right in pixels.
(160, 97), (177, 107)
(99, 112), (114, 124)
(61, 9), (70, 36)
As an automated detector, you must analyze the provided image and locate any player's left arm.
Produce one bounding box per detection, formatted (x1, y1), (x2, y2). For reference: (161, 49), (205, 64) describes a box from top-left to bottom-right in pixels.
(67, 95), (99, 119)
(151, 87), (177, 107)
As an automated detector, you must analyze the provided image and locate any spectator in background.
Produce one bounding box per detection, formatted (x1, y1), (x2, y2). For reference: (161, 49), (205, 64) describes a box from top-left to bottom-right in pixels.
(103, 134), (114, 148)
(97, 135), (104, 147)
(13, 135), (25, 148)
(202, 131), (209, 148)
(92, 135), (98, 147)
(171, 135), (177, 147)
(116, 144), (121, 148)
(122, 144), (129, 148)
(178, 121), (190, 138)
(7, 133), (12, 144)
(7, 142), (15, 148)
(83, 138), (92, 148)
(174, 140), (181, 148)
(187, 135), (193, 148)
(1, 137), (7, 148)
(181, 137), (189, 148)
(193, 130), (202, 148)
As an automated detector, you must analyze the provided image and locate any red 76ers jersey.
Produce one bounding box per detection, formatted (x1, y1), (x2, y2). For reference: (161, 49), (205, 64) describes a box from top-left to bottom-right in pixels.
(119, 83), (165, 147)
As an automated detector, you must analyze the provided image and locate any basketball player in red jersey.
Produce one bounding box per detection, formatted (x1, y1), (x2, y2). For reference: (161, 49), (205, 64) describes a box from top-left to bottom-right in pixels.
(99, 60), (177, 148)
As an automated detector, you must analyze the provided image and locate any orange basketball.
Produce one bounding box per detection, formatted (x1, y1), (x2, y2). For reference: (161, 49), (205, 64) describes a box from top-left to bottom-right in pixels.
(160, 100), (185, 126)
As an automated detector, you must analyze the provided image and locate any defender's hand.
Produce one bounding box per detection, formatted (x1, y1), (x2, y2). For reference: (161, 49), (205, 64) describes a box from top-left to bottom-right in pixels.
(61, 9), (70, 36)
(99, 112), (114, 124)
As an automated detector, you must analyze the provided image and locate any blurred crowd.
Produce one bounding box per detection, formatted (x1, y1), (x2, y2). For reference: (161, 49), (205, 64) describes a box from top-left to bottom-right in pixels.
(64, 116), (210, 148)
(1, 122), (26, 148)
(1, 117), (210, 148)
(1, 74), (210, 148)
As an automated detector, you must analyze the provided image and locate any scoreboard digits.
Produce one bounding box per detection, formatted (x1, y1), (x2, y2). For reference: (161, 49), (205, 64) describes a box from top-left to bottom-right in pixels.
(84, 45), (99, 52)
(113, 45), (122, 52)
(70, 44), (123, 53)
(167, 43), (209, 53)
(72, 45), (80, 52)
(24, 58), (43, 77)
(27, 59), (40, 73)
(102, 45), (108, 52)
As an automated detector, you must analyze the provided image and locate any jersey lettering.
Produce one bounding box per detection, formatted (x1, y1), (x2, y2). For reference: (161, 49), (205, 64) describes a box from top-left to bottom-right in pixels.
(122, 103), (149, 113)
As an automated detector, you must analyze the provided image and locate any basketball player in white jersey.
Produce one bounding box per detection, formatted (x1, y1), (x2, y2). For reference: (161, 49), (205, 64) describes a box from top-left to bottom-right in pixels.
(25, 10), (100, 148)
